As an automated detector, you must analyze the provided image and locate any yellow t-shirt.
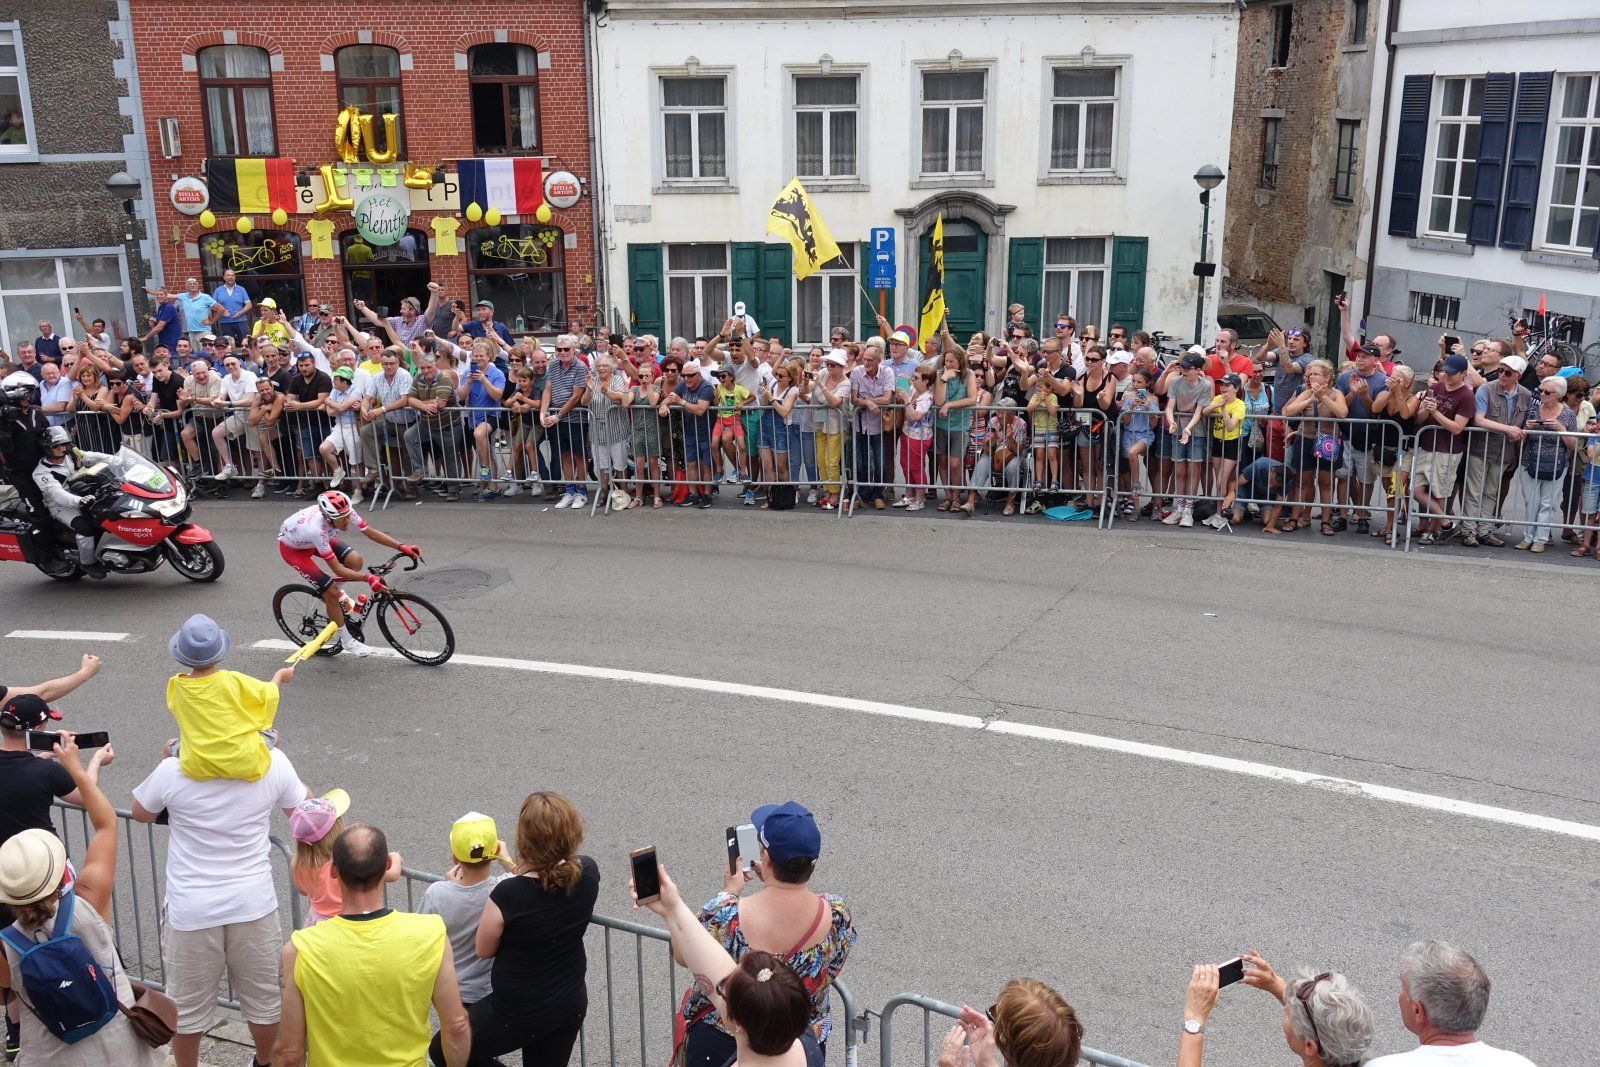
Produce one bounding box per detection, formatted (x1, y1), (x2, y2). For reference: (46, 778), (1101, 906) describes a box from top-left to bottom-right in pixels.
(166, 669), (278, 781)
(1210, 396), (1247, 441)
(358, 359), (383, 378)
(293, 911), (446, 1067)
(1029, 389), (1059, 433)
(715, 383), (750, 419)
(252, 319), (291, 347)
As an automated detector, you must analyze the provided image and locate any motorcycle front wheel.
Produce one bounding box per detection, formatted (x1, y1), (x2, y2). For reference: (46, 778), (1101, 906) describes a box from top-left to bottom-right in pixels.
(166, 539), (225, 582)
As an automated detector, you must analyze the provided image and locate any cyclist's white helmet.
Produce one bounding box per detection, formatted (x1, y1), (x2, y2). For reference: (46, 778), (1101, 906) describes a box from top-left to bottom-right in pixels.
(317, 490), (352, 520)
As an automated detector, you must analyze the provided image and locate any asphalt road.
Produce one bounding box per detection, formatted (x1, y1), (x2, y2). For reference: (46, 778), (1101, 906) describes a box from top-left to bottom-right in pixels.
(1, 499), (1593, 1067)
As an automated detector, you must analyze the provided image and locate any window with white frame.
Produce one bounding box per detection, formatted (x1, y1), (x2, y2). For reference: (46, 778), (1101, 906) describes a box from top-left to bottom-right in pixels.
(920, 70), (986, 177)
(0, 255), (128, 356)
(1042, 238), (1107, 330)
(1048, 67), (1117, 173)
(1426, 77), (1482, 238)
(661, 76), (727, 182)
(0, 25), (36, 158)
(665, 244), (729, 341)
(1543, 73), (1600, 252)
(795, 75), (858, 180)
(1409, 292), (1460, 329)
(795, 245), (857, 346)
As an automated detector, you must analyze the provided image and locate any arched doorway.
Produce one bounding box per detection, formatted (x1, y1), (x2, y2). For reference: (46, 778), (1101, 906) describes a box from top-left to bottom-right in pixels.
(897, 191), (1013, 341)
(340, 228), (430, 320)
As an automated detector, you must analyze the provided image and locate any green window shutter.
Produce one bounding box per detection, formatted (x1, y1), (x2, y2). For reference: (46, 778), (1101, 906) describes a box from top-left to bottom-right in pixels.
(731, 242), (761, 330)
(860, 250), (892, 332)
(1108, 236), (1148, 334)
(758, 244), (792, 345)
(1005, 238), (1044, 338)
(626, 244), (664, 337)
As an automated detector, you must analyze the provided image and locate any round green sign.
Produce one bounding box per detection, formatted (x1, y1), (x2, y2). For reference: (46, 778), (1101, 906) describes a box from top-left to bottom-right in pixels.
(353, 189), (411, 247)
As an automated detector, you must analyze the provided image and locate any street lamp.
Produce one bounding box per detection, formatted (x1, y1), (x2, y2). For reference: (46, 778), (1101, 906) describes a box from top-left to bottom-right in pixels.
(1192, 163), (1225, 345)
(105, 170), (148, 326)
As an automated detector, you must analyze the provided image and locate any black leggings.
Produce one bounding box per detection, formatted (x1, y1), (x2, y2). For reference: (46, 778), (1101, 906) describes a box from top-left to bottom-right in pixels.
(431, 1000), (584, 1067)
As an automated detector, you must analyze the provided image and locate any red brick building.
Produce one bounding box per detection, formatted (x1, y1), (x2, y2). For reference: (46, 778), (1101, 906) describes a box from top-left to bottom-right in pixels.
(129, 3), (597, 337)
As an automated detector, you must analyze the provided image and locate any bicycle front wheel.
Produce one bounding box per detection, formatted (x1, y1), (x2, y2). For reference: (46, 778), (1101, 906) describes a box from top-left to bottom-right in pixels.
(375, 591), (455, 665)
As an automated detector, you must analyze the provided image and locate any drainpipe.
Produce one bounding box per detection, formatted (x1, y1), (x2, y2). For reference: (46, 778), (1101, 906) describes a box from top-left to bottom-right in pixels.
(1361, 0), (1403, 340)
(583, 1), (608, 332)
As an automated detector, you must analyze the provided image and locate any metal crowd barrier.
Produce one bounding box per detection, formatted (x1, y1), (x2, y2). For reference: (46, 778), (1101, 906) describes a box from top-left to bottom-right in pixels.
(1401, 424), (1597, 550)
(49, 799), (303, 1010)
(873, 993), (1150, 1067)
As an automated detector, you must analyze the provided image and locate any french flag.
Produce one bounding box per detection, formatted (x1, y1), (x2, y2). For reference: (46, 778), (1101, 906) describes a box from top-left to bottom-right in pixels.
(457, 158), (546, 217)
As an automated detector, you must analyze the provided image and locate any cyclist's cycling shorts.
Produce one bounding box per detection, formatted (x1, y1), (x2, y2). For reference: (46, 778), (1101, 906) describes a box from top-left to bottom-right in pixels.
(279, 538), (354, 592)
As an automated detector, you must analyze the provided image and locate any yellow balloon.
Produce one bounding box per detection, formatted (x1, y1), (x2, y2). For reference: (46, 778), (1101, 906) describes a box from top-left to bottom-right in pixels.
(465, 202), (483, 223)
(198, 209), (216, 228)
(271, 207), (288, 226)
(312, 163), (354, 214)
(484, 207), (502, 227)
(535, 203), (553, 224)
(236, 215), (253, 234)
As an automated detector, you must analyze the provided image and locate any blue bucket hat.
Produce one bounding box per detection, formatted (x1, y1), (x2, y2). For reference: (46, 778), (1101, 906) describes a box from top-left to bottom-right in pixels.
(751, 801), (821, 863)
(168, 613), (231, 669)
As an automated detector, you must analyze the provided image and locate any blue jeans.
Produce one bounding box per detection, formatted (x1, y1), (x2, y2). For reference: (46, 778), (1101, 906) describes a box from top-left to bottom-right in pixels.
(853, 431), (887, 501)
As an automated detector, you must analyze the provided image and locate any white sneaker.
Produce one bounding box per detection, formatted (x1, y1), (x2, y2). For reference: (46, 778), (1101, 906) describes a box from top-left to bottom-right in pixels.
(338, 631), (375, 657)
(215, 463), (238, 481)
(330, 466), (346, 487)
(1178, 509), (1194, 528)
(1161, 509), (1181, 525)
(350, 486), (363, 505)
(251, 481), (266, 499)
(720, 471), (740, 484)
(528, 478), (542, 493)
(891, 498), (909, 508)
(554, 491), (574, 509)
(504, 483), (522, 497)
(571, 492), (587, 510)
(806, 490), (818, 505)
(1203, 513), (1223, 529)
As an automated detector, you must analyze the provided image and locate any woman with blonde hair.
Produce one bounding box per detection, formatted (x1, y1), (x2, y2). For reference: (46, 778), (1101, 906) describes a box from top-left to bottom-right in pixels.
(1282, 358), (1348, 535)
(432, 791), (599, 1067)
(936, 978), (1083, 1067)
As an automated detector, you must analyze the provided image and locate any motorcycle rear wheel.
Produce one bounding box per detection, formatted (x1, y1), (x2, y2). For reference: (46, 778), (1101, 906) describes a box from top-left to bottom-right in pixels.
(35, 554), (81, 582)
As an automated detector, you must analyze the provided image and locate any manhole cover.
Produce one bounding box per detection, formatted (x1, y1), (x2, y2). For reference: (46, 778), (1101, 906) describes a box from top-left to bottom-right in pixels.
(400, 566), (498, 598)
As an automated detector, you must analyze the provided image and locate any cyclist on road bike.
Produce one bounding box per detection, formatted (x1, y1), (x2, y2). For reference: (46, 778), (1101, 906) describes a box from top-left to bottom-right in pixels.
(277, 490), (420, 657)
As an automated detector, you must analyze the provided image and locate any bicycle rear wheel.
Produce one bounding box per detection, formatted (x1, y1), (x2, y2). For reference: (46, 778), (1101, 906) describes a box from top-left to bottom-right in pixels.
(272, 584), (342, 657)
(375, 591), (455, 665)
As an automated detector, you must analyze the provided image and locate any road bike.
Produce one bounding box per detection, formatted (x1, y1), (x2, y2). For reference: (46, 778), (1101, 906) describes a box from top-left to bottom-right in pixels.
(1510, 312), (1591, 371)
(271, 552), (456, 665)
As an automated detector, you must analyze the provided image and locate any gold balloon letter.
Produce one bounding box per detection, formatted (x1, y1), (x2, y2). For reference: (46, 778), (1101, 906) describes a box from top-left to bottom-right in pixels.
(333, 105), (362, 164)
(358, 113), (399, 165)
(313, 163), (354, 213)
(401, 161), (435, 189)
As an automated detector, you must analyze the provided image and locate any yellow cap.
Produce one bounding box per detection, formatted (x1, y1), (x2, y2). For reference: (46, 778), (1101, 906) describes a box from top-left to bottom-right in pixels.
(449, 811), (498, 864)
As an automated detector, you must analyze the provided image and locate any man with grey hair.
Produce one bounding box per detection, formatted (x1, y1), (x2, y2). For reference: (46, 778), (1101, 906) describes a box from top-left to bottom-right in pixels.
(540, 333), (590, 509)
(1367, 940), (1533, 1066)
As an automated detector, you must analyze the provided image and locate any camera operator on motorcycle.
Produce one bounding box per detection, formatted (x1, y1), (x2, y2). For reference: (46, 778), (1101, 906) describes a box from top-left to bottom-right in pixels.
(33, 426), (116, 580)
(0, 371), (50, 521)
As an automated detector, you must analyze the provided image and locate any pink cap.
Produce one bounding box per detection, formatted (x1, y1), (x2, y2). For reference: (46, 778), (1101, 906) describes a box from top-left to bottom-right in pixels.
(289, 789), (350, 844)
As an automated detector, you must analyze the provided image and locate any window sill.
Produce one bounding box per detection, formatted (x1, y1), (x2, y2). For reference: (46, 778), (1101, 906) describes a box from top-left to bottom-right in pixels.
(1039, 173), (1125, 187)
(1407, 236), (1474, 256)
(1522, 249), (1600, 272)
(653, 184), (739, 195)
(1330, 197), (1355, 208)
(0, 150), (40, 164)
(910, 177), (994, 190)
(799, 180), (869, 193)
(1340, 43), (1370, 53)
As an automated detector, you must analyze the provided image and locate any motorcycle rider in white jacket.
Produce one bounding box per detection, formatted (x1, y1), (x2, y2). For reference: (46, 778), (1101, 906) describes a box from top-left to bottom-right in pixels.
(32, 426), (114, 579)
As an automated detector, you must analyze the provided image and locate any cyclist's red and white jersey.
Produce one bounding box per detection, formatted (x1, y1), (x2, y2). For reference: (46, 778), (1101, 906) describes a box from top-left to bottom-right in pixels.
(277, 504), (367, 558)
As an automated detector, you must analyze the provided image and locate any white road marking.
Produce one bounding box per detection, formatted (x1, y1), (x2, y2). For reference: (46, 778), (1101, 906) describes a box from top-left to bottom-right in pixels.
(251, 639), (1600, 844)
(8, 629), (132, 642)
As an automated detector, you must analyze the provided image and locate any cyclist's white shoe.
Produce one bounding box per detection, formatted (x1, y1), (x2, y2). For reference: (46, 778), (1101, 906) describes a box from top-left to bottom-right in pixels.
(338, 630), (376, 657)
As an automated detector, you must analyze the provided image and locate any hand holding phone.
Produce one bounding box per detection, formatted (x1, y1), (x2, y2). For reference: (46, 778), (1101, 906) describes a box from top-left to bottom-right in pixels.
(1216, 957), (1245, 988)
(28, 730), (109, 751)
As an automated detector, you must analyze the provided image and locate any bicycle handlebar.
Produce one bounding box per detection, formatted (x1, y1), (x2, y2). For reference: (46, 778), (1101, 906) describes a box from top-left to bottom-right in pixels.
(369, 551), (423, 577)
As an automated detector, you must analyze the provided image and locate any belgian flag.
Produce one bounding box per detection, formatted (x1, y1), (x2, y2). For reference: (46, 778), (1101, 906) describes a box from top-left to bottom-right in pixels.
(206, 157), (296, 214)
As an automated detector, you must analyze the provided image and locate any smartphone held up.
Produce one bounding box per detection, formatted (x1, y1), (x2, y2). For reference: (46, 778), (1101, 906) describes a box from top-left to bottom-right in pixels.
(630, 846), (662, 904)
(28, 729), (110, 752)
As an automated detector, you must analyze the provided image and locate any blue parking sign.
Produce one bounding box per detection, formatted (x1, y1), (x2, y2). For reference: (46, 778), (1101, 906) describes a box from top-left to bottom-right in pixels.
(869, 227), (896, 290)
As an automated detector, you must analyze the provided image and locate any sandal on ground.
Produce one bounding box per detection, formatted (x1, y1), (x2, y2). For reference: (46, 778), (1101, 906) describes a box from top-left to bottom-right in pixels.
(652, 497), (665, 509)
(626, 496), (642, 509)
(1321, 522), (1336, 536)
(937, 500), (953, 512)
(1330, 515), (1348, 532)
(1356, 518), (1370, 534)
(959, 503), (975, 518)
(1571, 546), (1591, 558)
(1002, 501), (1016, 516)
(1295, 518), (1311, 530)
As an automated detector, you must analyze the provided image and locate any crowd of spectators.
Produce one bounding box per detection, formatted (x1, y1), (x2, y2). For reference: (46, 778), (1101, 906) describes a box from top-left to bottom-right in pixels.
(3, 285), (1597, 555)
(0, 643), (1543, 1067)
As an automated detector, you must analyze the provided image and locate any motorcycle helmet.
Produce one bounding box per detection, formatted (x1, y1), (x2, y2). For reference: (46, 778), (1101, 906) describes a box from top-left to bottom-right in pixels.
(2, 370), (38, 406)
(317, 490), (352, 520)
(40, 426), (71, 450)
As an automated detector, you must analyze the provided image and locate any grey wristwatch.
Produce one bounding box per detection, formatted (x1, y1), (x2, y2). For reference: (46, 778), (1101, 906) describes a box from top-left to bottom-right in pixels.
(1182, 1020), (1205, 1035)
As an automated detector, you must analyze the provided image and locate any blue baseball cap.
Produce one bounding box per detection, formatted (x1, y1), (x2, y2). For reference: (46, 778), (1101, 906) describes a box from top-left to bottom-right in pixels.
(751, 801), (821, 863)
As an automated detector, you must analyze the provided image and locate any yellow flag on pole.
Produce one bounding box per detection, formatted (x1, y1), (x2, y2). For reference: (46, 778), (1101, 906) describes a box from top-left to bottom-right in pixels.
(918, 214), (946, 347)
(285, 621), (339, 663)
(766, 178), (842, 280)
